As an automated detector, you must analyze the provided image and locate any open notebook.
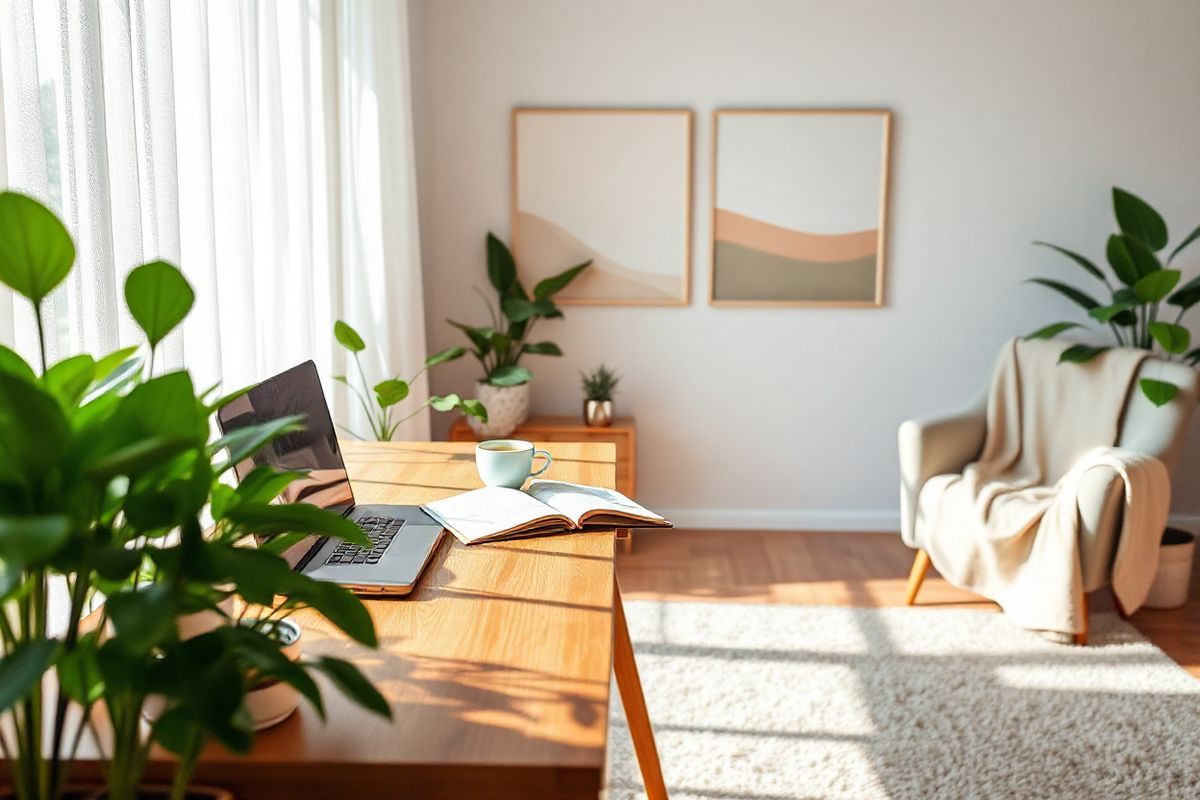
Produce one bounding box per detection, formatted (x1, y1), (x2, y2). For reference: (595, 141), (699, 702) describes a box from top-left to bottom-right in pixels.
(422, 479), (672, 545)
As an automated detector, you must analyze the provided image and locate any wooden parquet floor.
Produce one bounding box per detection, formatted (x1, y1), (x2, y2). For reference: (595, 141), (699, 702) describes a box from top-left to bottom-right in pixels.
(616, 529), (1200, 678)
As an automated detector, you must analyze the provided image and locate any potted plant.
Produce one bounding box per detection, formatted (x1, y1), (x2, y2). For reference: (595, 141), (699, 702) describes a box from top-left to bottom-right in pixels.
(580, 364), (620, 427)
(1026, 186), (1200, 604)
(448, 233), (590, 437)
(1025, 186), (1200, 404)
(331, 319), (487, 439)
(0, 192), (391, 800)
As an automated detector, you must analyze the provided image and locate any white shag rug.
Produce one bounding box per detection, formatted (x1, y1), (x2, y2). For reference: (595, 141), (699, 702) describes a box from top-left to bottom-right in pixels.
(606, 602), (1200, 800)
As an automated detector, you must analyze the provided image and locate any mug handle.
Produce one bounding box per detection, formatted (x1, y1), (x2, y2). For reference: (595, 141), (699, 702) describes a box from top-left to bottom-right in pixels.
(529, 449), (553, 478)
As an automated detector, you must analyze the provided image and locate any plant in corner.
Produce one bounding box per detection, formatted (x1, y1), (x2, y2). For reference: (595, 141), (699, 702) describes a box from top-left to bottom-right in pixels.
(448, 233), (591, 437)
(1026, 186), (1200, 406)
(332, 319), (487, 440)
(580, 363), (620, 428)
(0, 191), (391, 800)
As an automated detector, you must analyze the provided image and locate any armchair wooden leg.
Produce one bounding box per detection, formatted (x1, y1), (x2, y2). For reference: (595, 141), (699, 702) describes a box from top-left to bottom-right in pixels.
(1074, 590), (1089, 646)
(905, 549), (931, 606)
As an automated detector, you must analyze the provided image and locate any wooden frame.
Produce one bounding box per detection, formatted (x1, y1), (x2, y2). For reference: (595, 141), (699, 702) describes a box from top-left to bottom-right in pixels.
(511, 107), (693, 307)
(708, 108), (892, 308)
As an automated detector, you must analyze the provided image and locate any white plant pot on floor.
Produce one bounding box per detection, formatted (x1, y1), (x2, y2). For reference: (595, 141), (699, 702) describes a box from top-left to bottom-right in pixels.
(1144, 528), (1196, 609)
(467, 381), (530, 438)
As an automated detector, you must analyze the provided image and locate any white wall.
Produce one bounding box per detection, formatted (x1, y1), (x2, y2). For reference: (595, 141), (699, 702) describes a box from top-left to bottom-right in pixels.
(410, 0), (1200, 529)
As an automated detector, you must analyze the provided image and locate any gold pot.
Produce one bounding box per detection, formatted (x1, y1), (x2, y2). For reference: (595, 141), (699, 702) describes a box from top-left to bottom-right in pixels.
(583, 399), (613, 427)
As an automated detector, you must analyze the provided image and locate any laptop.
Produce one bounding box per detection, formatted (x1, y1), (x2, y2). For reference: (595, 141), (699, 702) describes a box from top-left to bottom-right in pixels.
(216, 360), (445, 596)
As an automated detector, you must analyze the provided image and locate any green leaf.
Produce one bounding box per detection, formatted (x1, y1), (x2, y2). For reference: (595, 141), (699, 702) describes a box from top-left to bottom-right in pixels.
(1168, 273), (1200, 310)
(1113, 187), (1168, 251)
(0, 514), (71, 565)
(1105, 235), (1141, 285)
(1088, 302), (1137, 324)
(83, 354), (142, 403)
(531, 298), (561, 318)
(486, 233), (516, 293)
(487, 365), (532, 386)
(533, 260), (591, 299)
(57, 637), (104, 704)
(204, 384), (253, 414)
(1168, 223), (1200, 266)
(86, 436), (196, 482)
(91, 543), (141, 581)
(0, 192), (75, 304)
(107, 583), (176, 652)
(1140, 378), (1179, 407)
(225, 503), (369, 548)
(0, 373), (70, 486)
(1149, 322), (1191, 354)
(334, 320), (366, 353)
(311, 656), (391, 719)
(231, 466), (306, 506)
(0, 639), (59, 714)
(1025, 278), (1100, 311)
(460, 398), (487, 422)
(521, 341), (562, 356)
(429, 393), (461, 412)
(1058, 344), (1109, 364)
(43, 354), (95, 406)
(1024, 321), (1085, 340)
(1133, 269), (1180, 303)
(211, 414), (305, 470)
(91, 346), (138, 383)
(124, 260), (194, 348)
(1125, 234), (1162, 278)
(447, 320), (494, 357)
(424, 347), (465, 367)
(501, 297), (538, 323)
(373, 379), (409, 409)
(0, 345), (36, 382)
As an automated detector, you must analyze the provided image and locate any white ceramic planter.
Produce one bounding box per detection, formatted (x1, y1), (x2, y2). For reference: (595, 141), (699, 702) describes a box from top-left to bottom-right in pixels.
(467, 380), (530, 438)
(1144, 528), (1196, 609)
(242, 618), (303, 730)
(145, 618), (304, 731)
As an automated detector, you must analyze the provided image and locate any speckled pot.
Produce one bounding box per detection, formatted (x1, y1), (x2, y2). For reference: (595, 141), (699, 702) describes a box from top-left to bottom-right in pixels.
(467, 380), (530, 438)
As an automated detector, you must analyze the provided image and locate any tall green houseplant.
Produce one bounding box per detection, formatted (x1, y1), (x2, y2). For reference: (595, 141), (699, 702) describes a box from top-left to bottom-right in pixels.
(1027, 186), (1200, 405)
(0, 192), (390, 800)
(448, 233), (590, 436)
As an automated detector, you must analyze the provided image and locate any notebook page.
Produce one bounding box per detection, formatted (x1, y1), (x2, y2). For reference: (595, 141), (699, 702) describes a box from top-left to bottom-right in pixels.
(526, 480), (668, 527)
(422, 486), (571, 545)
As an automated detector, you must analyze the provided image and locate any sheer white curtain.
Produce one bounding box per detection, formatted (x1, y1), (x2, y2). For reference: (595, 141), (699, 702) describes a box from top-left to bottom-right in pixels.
(0, 0), (430, 439)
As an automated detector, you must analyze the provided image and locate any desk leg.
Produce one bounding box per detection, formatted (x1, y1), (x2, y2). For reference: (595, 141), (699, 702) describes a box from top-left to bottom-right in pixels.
(613, 577), (668, 800)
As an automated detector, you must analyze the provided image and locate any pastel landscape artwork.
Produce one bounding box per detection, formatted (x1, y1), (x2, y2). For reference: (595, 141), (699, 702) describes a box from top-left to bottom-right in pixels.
(513, 110), (692, 305)
(712, 110), (889, 305)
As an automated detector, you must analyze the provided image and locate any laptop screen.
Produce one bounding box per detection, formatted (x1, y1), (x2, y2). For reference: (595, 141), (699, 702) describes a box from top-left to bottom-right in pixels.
(216, 360), (356, 515)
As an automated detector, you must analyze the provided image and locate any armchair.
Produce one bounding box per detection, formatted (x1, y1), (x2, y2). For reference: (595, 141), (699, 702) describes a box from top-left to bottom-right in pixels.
(899, 355), (1198, 643)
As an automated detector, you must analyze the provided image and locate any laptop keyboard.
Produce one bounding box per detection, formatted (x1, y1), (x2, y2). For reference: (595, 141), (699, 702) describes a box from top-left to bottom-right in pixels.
(324, 516), (403, 566)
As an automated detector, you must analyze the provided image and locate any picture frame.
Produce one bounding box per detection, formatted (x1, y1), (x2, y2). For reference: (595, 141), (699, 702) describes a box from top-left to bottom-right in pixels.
(709, 109), (892, 307)
(511, 108), (693, 306)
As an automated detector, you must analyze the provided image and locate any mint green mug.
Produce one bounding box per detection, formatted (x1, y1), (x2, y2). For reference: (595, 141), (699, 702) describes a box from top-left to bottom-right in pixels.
(475, 439), (553, 489)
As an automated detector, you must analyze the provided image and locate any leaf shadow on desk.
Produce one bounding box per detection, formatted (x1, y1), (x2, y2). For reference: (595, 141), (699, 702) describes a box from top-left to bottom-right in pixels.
(291, 633), (608, 751)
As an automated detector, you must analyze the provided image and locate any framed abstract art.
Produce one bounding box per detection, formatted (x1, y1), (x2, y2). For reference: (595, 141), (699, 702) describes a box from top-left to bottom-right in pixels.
(512, 108), (693, 306)
(709, 109), (892, 307)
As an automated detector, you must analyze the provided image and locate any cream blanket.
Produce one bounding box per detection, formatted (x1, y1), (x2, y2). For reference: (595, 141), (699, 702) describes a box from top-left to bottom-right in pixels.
(916, 338), (1170, 636)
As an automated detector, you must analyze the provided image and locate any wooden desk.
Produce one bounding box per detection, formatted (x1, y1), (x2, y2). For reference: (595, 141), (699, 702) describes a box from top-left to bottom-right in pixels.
(78, 442), (666, 800)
